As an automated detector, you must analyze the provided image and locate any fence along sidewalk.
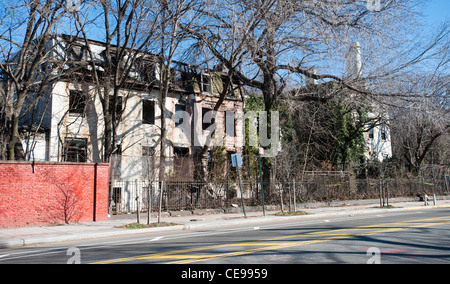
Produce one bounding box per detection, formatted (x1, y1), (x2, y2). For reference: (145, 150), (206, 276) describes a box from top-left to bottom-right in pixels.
(108, 179), (449, 215)
(108, 155), (449, 214)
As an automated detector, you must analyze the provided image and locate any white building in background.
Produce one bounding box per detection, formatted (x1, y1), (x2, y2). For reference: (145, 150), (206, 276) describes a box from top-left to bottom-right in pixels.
(364, 118), (392, 162)
(346, 42), (392, 163)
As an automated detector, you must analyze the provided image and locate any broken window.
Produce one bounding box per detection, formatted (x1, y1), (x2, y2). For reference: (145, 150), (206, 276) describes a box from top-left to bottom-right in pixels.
(139, 61), (161, 82)
(173, 146), (189, 157)
(68, 44), (87, 61)
(368, 125), (374, 139)
(113, 144), (122, 156)
(63, 138), (87, 162)
(173, 146), (192, 180)
(142, 100), (155, 125)
(380, 125), (387, 141)
(142, 146), (155, 157)
(109, 95), (123, 123)
(69, 90), (87, 116)
(222, 75), (239, 97)
(201, 74), (212, 93)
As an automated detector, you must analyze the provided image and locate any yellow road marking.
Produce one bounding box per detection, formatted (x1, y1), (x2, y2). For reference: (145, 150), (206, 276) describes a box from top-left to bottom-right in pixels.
(91, 216), (450, 264)
(170, 220), (450, 264)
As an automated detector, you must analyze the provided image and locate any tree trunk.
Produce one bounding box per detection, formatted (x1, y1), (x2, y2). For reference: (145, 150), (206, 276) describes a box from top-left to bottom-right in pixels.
(7, 90), (27, 160)
(103, 90), (113, 163)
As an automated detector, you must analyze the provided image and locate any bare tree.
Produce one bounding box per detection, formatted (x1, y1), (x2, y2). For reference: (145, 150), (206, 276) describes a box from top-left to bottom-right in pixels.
(390, 73), (449, 174)
(179, 0), (270, 179)
(0, 0), (77, 160)
(185, 0), (449, 185)
(150, 0), (203, 163)
(183, 0), (447, 113)
(70, 0), (160, 162)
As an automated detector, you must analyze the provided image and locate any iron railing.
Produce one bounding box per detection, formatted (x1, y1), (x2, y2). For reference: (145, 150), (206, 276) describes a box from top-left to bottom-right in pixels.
(109, 178), (448, 214)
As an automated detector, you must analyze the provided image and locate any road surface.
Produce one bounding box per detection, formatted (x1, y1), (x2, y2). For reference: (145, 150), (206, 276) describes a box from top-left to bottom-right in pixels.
(1, 208), (449, 265)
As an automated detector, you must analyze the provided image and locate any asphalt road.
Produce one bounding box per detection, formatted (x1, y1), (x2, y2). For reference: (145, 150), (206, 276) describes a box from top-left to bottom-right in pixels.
(1, 208), (449, 265)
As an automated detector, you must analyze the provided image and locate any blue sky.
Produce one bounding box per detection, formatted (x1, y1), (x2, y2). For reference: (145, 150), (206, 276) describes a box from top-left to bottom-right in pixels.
(423, 0), (449, 26)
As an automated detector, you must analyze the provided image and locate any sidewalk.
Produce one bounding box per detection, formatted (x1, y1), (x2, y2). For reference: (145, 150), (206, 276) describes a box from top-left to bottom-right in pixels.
(1, 198), (450, 249)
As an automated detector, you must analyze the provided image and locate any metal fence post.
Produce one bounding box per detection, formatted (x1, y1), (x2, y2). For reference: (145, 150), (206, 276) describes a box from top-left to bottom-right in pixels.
(293, 181), (297, 212)
(379, 180), (383, 208)
(258, 149), (265, 217)
(158, 181), (164, 223)
(237, 165), (247, 218)
(445, 174), (449, 195)
(136, 179), (140, 224)
(147, 183), (151, 225)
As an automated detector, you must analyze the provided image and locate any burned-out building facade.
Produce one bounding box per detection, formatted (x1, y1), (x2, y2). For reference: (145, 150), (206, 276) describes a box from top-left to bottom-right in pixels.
(19, 35), (245, 181)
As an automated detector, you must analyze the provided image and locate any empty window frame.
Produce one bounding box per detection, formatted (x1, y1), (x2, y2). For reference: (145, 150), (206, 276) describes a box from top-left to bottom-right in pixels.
(368, 125), (374, 139)
(173, 146), (189, 157)
(109, 95), (123, 123)
(173, 147), (191, 180)
(221, 75), (239, 97)
(68, 45), (87, 61)
(112, 187), (122, 205)
(139, 61), (159, 83)
(142, 146), (155, 157)
(69, 90), (87, 115)
(201, 74), (212, 93)
(63, 138), (87, 162)
(380, 125), (387, 141)
(142, 100), (155, 125)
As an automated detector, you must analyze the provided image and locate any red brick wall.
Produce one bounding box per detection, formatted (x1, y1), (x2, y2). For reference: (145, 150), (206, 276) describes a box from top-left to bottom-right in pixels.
(0, 161), (109, 228)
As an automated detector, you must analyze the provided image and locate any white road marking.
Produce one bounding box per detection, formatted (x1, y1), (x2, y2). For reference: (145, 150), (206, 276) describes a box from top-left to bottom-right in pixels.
(150, 236), (164, 241)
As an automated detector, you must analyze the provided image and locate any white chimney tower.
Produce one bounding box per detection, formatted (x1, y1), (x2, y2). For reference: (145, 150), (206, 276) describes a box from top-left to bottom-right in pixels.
(346, 42), (362, 79)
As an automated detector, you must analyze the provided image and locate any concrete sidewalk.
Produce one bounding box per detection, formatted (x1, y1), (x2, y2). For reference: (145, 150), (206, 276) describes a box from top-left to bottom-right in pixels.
(1, 198), (450, 249)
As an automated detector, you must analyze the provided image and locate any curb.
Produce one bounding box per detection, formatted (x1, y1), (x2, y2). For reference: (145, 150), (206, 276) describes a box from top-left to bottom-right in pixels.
(1, 204), (449, 249)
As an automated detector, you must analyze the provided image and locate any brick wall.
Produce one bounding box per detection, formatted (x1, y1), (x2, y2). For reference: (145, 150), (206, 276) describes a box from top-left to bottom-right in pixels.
(0, 161), (109, 228)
